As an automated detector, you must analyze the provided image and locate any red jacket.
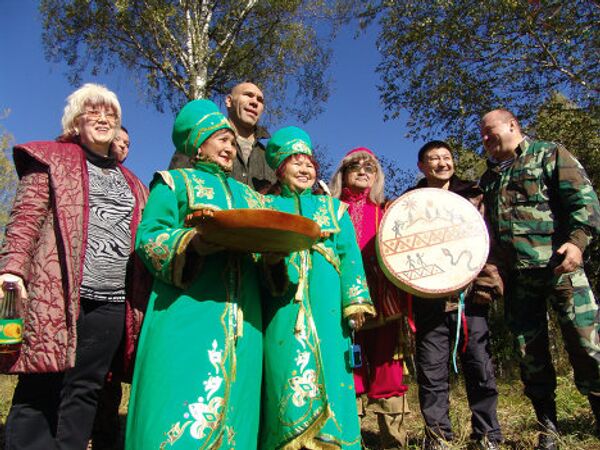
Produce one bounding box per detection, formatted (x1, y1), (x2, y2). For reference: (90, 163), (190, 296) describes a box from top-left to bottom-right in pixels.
(0, 141), (151, 381)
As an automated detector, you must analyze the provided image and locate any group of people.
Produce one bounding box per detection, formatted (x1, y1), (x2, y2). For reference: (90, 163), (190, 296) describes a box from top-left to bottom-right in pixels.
(0, 80), (599, 450)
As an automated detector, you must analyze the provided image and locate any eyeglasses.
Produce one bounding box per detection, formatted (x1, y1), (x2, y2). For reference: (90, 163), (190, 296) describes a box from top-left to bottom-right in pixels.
(345, 162), (377, 174)
(82, 109), (118, 124)
(426, 156), (453, 163)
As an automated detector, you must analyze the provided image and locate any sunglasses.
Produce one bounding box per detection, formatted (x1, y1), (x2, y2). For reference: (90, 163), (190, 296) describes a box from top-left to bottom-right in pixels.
(345, 162), (377, 174)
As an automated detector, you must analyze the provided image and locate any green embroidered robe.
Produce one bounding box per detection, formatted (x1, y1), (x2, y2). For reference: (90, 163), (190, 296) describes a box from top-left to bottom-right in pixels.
(260, 187), (376, 449)
(126, 162), (266, 450)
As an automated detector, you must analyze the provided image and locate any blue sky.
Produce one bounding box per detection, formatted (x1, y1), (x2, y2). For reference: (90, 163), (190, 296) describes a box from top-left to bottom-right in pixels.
(0, 1), (425, 186)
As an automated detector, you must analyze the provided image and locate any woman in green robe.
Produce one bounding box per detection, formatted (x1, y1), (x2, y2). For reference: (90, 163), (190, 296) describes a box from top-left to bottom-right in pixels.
(126, 99), (268, 449)
(260, 127), (377, 449)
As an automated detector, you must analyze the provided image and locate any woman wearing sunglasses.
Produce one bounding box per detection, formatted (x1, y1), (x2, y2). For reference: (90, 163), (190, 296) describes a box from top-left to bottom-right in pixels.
(330, 148), (412, 448)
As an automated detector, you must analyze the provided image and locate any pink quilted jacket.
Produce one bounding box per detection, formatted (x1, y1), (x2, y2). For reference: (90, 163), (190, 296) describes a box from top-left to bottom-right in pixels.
(0, 141), (151, 381)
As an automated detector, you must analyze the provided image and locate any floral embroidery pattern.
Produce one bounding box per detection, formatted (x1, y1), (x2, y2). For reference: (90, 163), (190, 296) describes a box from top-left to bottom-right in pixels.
(160, 421), (192, 450)
(143, 233), (171, 271)
(312, 202), (331, 228)
(292, 140), (311, 154)
(290, 368), (319, 407)
(346, 275), (369, 299)
(263, 196), (275, 209)
(191, 175), (215, 200)
(184, 339), (225, 440)
(286, 315), (319, 408)
(242, 187), (265, 209)
(295, 350), (310, 373)
(162, 340), (226, 448)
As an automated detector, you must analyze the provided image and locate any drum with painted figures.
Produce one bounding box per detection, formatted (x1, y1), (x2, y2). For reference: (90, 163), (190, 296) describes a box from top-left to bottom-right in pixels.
(376, 188), (489, 298)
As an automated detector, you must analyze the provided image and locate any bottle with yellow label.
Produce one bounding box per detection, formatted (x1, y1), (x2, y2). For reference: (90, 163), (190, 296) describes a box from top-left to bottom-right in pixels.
(0, 280), (23, 353)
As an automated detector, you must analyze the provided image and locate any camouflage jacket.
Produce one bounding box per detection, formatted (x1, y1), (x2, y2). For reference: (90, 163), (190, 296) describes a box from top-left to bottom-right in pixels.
(480, 137), (600, 270)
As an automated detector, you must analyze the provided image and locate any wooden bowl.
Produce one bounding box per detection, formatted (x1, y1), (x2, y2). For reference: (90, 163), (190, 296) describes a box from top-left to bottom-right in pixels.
(185, 209), (321, 253)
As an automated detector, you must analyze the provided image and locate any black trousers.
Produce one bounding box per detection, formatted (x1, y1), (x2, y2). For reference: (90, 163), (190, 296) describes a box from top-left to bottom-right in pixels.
(91, 375), (123, 449)
(414, 298), (502, 442)
(5, 299), (125, 450)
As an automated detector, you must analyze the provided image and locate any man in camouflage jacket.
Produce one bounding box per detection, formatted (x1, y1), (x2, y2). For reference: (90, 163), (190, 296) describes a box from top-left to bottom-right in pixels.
(479, 109), (600, 450)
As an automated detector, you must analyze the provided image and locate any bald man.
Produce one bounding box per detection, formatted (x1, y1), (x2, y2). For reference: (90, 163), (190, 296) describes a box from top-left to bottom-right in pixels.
(168, 82), (275, 192)
(480, 109), (600, 449)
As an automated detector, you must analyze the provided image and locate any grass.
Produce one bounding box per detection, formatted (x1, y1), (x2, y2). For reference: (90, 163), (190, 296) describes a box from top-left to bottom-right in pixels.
(361, 373), (599, 449)
(1, 373), (599, 449)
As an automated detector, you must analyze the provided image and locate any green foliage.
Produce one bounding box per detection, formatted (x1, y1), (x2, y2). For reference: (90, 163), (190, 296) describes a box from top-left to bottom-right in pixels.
(448, 139), (487, 180)
(311, 143), (335, 183)
(532, 92), (600, 190)
(362, 0), (600, 149)
(487, 300), (520, 379)
(0, 113), (17, 237)
(40, 0), (348, 122)
(379, 155), (417, 198)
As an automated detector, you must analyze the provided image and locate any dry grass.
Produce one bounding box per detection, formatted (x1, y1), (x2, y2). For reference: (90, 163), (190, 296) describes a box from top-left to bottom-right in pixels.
(362, 373), (599, 449)
(1, 373), (599, 449)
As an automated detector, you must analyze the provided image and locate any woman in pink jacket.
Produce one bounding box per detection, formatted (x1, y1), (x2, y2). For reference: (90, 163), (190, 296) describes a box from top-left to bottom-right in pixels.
(330, 147), (412, 448)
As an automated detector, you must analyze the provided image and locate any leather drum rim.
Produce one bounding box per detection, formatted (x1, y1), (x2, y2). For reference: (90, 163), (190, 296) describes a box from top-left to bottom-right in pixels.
(376, 188), (489, 298)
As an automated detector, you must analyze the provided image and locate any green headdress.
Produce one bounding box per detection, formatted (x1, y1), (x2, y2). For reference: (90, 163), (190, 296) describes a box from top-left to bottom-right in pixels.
(265, 126), (313, 170)
(172, 99), (233, 157)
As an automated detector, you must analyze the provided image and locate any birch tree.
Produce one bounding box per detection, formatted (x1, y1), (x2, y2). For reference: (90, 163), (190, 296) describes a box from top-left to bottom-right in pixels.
(41, 0), (344, 121)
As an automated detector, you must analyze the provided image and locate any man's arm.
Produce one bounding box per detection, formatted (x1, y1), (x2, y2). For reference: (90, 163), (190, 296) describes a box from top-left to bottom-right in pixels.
(549, 145), (600, 274)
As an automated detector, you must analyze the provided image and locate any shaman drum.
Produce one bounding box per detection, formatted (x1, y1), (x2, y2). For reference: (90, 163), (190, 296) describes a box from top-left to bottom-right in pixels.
(185, 209), (321, 253)
(377, 188), (489, 298)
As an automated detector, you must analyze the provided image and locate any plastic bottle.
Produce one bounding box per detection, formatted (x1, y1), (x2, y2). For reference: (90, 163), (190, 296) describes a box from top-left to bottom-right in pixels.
(0, 281), (23, 353)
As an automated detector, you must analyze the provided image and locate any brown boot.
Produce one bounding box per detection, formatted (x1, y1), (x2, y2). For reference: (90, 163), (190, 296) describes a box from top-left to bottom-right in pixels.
(373, 395), (410, 448)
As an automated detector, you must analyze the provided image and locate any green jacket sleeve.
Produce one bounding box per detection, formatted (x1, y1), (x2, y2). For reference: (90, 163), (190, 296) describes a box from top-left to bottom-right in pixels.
(336, 209), (376, 318)
(551, 145), (600, 251)
(135, 173), (199, 288)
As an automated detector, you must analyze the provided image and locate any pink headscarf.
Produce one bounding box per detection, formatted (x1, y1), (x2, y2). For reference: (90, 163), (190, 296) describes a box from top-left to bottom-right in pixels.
(345, 147), (375, 158)
(340, 146), (379, 250)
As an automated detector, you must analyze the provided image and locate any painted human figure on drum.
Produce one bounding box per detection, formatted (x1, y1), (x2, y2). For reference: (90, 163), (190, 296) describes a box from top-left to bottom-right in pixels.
(330, 148), (412, 448)
(407, 141), (504, 450)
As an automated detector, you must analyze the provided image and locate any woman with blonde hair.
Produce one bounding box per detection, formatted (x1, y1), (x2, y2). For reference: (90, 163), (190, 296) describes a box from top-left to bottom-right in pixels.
(330, 147), (385, 204)
(0, 83), (150, 449)
(330, 147), (411, 448)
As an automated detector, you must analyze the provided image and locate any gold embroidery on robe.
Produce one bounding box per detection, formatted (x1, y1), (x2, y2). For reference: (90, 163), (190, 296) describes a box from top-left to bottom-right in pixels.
(143, 233), (171, 271)
(190, 175), (215, 199)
